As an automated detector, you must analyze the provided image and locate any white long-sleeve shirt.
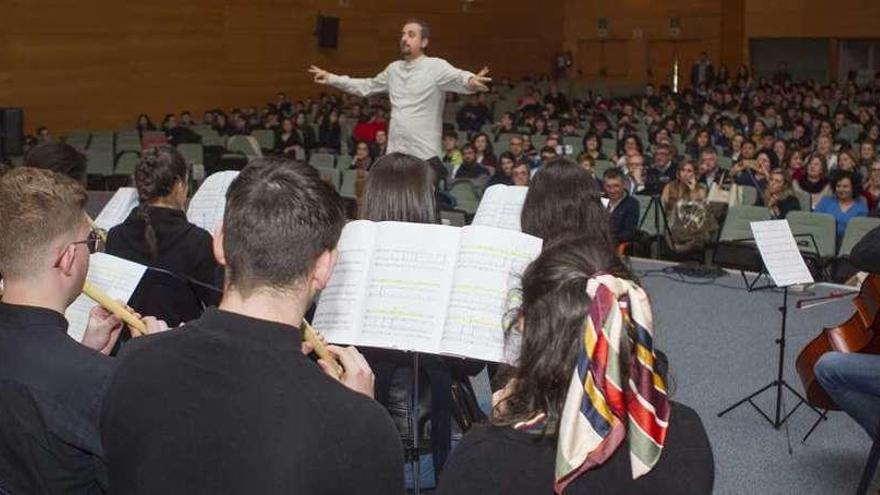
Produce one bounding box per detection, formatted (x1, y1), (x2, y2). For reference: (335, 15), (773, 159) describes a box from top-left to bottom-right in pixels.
(328, 56), (475, 160)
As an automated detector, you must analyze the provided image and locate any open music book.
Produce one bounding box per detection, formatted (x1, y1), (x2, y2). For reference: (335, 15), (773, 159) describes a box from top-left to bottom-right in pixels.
(313, 220), (543, 362)
(750, 220), (815, 287)
(93, 187), (139, 231)
(471, 184), (529, 231)
(65, 253), (147, 342)
(187, 171), (239, 235)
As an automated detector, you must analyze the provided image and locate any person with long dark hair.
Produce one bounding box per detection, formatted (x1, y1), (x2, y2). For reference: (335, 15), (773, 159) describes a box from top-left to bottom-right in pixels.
(438, 235), (714, 494)
(105, 146), (221, 326)
(359, 153), (484, 487)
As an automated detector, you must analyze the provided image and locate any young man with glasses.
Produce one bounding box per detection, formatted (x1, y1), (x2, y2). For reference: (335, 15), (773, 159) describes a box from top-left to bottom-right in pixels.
(0, 168), (166, 493)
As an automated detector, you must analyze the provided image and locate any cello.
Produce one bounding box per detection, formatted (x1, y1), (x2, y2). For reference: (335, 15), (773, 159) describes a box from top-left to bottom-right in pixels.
(796, 274), (880, 410)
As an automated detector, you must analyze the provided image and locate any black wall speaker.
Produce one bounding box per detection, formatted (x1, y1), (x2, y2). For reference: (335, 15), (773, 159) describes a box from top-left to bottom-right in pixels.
(316, 15), (340, 49)
(0, 107), (24, 157)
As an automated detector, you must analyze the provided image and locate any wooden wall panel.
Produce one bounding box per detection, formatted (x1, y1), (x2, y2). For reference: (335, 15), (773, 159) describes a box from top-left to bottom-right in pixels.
(0, 0), (563, 134)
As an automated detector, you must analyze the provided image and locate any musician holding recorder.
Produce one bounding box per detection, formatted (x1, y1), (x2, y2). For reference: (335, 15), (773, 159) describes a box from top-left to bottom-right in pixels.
(0, 168), (168, 493)
(100, 158), (403, 494)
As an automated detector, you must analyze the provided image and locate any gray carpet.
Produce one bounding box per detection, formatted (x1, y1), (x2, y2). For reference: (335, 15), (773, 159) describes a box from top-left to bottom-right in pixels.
(632, 258), (871, 494)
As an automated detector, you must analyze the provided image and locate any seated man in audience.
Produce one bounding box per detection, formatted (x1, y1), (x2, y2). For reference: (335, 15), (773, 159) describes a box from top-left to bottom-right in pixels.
(441, 130), (463, 168)
(603, 167), (640, 246)
(0, 168), (165, 493)
(698, 147), (729, 189)
(456, 94), (491, 134)
(647, 142), (677, 185)
(624, 152), (648, 195)
(101, 159), (403, 494)
(454, 144), (490, 180)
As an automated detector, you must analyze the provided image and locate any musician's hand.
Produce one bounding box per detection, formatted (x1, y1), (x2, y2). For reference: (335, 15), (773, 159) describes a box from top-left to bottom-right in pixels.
(142, 316), (169, 335)
(309, 65), (333, 84)
(319, 345), (375, 399)
(81, 305), (123, 355)
(301, 330), (328, 356)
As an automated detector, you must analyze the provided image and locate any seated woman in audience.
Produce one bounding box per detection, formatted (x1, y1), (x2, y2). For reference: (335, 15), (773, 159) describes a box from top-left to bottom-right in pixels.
(486, 151), (515, 189)
(521, 157), (612, 250)
(473, 132), (498, 171)
(511, 159), (531, 187)
(815, 134), (838, 170)
(350, 140), (373, 170)
(758, 169), (801, 219)
(661, 159), (716, 254)
(785, 149), (807, 182)
(438, 235), (714, 495)
(359, 153), (484, 486)
(577, 153), (604, 190)
(136, 113), (156, 134)
(212, 112), (230, 136)
(731, 149), (771, 192)
(796, 155), (831, 210)
(831, 149), (864, 189)
(815, 170), (869, 243)
(275, 117), (299, 158)
(317, 109), (342, 152)
(531, 117), (549, 136)
(581, 133), (608, 161)
(616, 134), (644, 168)
(293, 111), (317, 152)
(106, 146), (221, 326)
(686, 128), (713, 161)
(862, 159), (880, 211)
(859, 140), (876, 174)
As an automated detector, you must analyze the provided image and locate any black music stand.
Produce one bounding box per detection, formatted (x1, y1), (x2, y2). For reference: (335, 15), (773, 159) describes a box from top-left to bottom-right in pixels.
(717, 225), (825, 449)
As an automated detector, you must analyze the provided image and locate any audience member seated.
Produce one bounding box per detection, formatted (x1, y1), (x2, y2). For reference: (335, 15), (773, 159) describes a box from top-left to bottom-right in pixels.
(350, 141), (373, 170)
(624, 153), (648, 195)
(0, 168), (166, 493)
(317, 109), (342, 152)
(757, 169), (801, 219)
(511, 159), (531, 186)
(581, 132), (608, 161)
(473, 132), (498, 170)
(831, 149), (864, 189)
(438, 236), (714, 495)
(105, 146), (222, 327)
(520, 157), (612, 250)
(647, 142), (677, 185)
(371, 129), (389, 158)
(456, 94), (491, 134)
(698, 147), (728, 190)
(486, 151), (515, 189)
(604, 167), (640, 246)
(815, 170), (869, 243)
(797, 155), (832, 210)
(293, 112), (317, 152)
(661, 159), (716, 254)
(441, 130), (463, 168)
(101, 158), (403, 494)
(24, 141), (88, 185)
(358, 153), (484, 484)
(454, 144), (490, 180)
(136, 114), (156, 134)
(862, 159), (880, 211)
(162, 114), (200, 145)
(275, 117), (300, 158)
(576, 153), (603, 190)
(731, 149), (772, 193)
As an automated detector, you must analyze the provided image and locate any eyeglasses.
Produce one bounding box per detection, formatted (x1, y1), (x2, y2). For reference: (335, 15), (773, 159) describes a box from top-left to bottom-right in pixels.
(71, 229), (103, 255)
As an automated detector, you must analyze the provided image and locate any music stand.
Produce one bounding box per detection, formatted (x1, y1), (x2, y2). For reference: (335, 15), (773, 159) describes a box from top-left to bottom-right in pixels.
(717, 221), (825, 439)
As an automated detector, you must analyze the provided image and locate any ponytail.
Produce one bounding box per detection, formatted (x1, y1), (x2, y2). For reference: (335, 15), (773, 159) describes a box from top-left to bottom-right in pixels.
(134, 145), (190, 262)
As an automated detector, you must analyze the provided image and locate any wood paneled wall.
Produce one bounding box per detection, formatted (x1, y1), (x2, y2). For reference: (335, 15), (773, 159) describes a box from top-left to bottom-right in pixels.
(0, 0), (563, 134)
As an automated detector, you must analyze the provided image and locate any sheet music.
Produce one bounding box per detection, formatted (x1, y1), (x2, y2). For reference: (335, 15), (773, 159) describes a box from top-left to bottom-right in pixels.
(440, 226), (542, 362)
(312, 221), (377, 344)
(93, 187), (138, 231)
(65, 253), (147, 342)
(186, 171), (239, 235)
(358, 222), (460, 353)
(472, 185), (529, 231)
(750, 220), (815, 287)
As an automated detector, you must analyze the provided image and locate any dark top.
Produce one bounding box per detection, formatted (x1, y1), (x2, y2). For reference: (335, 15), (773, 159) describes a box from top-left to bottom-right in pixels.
(318, 122), (342, 152)
(455, 162), (490, 180)
(101, 308), (403, 495)
(0, 303), (116, 494)
(275, 132), (298, 155)
(105, 206), (221, 326)
(438, 402), (714, 495)
(756, 194), (801, 219)
(850, 225), (880, 273)
(609, 193), (640, 243)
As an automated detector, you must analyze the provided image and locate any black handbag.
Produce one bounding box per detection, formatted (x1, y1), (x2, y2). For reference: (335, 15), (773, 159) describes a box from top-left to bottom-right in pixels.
(450, 379), (488, 432)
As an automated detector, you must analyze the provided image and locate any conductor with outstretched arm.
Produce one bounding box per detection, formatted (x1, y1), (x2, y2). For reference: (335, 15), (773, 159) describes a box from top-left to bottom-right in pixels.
(310, 18), (491, 183)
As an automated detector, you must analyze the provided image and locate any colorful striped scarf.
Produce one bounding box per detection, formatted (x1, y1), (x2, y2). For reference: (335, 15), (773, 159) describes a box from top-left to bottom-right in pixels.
(554, 274), (670, 494)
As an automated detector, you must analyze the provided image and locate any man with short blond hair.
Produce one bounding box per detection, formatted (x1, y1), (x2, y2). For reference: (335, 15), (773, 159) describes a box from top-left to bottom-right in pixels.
(0, 168), (165, 493)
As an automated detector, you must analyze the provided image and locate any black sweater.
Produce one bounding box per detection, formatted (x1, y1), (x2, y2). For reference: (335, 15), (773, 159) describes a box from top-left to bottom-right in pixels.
(105, 206), (221, 326)
(101, 309), (404, 494)
(438, 402), (713, 495)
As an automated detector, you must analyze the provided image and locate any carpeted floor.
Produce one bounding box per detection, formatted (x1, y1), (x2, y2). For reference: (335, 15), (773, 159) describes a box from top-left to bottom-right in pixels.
(632, 258), (871, 494)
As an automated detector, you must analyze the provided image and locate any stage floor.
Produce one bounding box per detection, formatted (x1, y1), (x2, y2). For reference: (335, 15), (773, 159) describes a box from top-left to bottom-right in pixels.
(630, 257), (870, 494)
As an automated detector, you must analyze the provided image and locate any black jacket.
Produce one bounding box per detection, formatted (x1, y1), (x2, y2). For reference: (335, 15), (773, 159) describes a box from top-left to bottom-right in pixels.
(850, 225), (880, 273)
(105, 206), (221, 326)
(0, 303), (116, 494)
(609, 194), (640, 243)
(101, 309), (404, 494)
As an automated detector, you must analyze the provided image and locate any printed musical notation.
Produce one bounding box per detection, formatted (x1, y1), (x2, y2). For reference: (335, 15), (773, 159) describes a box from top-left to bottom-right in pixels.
(93, 188), (139, 231)
(186, 171), (239, 235)
(373, 249), (448, 271)
(361, 309), (438, 351)
(65, 253), (147, 342)
(472, 185), (528, 232)
(750, 220), (815, 287)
